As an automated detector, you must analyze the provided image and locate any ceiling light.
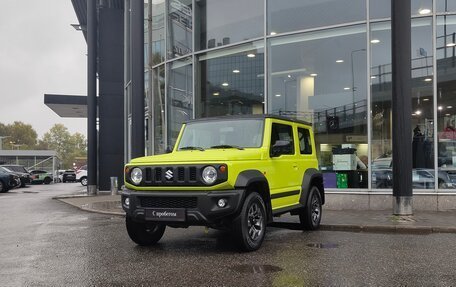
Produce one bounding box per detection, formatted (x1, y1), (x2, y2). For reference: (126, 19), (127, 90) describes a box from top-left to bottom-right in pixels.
(270, 32), (277, 35)
(446, 113), (451, 116)
(419, 8), (431, 15)
(275, 94), (281, 97)
(344, 87), (351, 90)
(371, 76), (377, 79)
(412, 113), (416, 116)
(448, 106), (453, 109)
(310, 73), (318, 77)
(424, 78), (432, 82)
(438, 106), (443, 110)
(213, 92), (220, 96)
(222, 82), (229, 86)
(247, 53), (256, 58)
(447, 43), (456, 47)
(423, 98), (430, 101)
(287, 74), (292, 78)
(370, 39), (380, 44)
(336, 59), (344, 63)
(415, 110), (422, 115)
(233, 69), (240, 73)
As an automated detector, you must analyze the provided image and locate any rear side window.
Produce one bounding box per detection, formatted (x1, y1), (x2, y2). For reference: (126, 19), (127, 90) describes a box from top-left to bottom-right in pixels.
(298, 128), (312, 154)
(270, 123), (294, 155)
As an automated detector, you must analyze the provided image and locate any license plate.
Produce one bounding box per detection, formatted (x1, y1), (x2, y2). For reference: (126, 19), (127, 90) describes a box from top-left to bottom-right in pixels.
(145, 208), (186, 222)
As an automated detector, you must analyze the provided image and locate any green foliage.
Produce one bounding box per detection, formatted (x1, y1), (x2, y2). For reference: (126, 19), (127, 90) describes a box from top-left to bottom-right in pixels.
(40, 124), (87, 169)
(0, 121), (38, 150)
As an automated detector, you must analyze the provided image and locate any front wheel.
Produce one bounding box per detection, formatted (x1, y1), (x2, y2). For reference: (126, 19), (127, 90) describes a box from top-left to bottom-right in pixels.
(232, 192), (267, 252)
(299, 186), (322, 230)
(126, 216), (166, 246)
(44, 177), (52, 185)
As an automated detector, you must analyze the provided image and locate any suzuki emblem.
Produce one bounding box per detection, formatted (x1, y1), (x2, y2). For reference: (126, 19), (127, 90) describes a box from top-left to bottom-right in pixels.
(165, 169), (173, 180)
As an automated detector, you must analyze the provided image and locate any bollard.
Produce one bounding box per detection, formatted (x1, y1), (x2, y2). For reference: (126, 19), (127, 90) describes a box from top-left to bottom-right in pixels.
(110, 176), (118, 195)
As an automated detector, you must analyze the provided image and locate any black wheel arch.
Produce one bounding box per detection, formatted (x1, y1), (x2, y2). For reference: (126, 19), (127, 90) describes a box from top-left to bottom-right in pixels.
(300, 169), (325, 206)
(235, 170), (273, 223)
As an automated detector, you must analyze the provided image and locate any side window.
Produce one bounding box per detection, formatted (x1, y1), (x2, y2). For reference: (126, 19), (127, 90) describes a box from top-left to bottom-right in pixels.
(298, 128), (312, 155)
(270, 123), (294, 155)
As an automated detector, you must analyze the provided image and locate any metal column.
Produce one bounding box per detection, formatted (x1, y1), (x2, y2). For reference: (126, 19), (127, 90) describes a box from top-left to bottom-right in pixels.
(87, 0), (98, 195)
(130, 0), (145, 159)
(391, 0), (413, 215)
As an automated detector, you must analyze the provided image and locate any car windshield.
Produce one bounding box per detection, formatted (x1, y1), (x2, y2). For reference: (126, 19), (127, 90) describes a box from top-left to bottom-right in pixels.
(177, 119), (264, 150)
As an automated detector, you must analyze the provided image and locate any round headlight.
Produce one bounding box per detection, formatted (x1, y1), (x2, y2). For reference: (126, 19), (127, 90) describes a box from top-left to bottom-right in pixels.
(202, 166), (217, 185)
(130, 167), (143, 185)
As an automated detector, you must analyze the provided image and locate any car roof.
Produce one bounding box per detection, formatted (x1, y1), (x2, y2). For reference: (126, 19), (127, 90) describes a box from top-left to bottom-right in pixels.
(185, 114), (312, 126)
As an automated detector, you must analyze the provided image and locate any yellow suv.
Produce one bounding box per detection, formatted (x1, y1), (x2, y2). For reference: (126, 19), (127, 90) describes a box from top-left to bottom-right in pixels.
(122, 115), (324, 251)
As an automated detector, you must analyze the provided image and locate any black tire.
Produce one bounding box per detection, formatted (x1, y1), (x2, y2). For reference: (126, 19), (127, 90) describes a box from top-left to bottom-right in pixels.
(80, 177), (88, 186)
(44, 177), (52, 185)
(232, 192), (267, 252)
(126, 216), (166, 246)
(299, 186), (322, 230)
(0, 180), (7, 193)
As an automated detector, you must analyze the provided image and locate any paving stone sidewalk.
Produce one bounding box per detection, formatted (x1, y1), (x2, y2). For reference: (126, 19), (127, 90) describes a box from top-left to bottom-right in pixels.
(54, 194), (456, 234)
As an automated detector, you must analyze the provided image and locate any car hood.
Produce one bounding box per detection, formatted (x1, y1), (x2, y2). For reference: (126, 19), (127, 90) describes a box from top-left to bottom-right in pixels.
(130, 149), (264, 164)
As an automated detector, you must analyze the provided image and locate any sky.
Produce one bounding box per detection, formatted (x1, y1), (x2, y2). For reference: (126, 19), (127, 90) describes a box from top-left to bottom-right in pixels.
(0, 0), (87, 138)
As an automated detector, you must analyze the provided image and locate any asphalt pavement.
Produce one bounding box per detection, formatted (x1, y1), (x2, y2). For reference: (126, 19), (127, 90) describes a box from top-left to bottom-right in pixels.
(54, 189), (456, 235)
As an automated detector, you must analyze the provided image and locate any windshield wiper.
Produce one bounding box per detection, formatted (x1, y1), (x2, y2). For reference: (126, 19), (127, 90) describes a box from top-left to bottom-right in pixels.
(179, 146), (205, 151)
(210, 145), (244, 150)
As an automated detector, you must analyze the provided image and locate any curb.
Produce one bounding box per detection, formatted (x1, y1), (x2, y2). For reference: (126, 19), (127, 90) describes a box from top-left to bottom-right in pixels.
(55, 198), (456, 234)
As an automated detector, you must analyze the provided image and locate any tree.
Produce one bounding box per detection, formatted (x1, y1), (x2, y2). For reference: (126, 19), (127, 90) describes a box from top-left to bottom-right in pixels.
(40, 124), (87, 168)
(0, 121), (38, 150)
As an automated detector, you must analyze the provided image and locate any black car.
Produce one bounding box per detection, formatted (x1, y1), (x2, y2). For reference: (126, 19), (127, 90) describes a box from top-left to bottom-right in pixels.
(62, 170), (76, 183)
(0, 165), (32, 187)
(0, 169), (20, 192)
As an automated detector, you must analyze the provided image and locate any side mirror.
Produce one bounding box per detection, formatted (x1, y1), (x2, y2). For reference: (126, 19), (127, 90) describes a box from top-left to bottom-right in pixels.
(270, 140), (291, 157)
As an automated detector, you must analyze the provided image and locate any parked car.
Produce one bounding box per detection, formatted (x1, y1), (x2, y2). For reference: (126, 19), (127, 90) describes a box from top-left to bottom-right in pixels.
(371, 157), (454, 189)
(55, 169), (66, 183)
(0, 169), (21, 192)
(62, 170), (76, 183)
(0, 166), (31, 187)
(76, 165), (87, 186)
(30, 170), (53, 185)
(0, 164), (32, 187)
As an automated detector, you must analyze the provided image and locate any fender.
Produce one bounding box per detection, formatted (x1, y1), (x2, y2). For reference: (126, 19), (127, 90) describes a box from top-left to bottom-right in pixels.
(234, 170), (268, 188)
(234, 170), (273, 222)
(300, 168), (325, 206)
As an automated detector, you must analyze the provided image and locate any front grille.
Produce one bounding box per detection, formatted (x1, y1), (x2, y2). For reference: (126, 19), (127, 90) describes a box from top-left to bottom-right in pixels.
(129, 164), (227, 186)
(139, 197), (197, 208)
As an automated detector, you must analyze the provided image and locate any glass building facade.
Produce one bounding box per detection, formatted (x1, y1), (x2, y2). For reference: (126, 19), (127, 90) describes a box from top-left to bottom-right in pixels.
(128, 0), (456, 193)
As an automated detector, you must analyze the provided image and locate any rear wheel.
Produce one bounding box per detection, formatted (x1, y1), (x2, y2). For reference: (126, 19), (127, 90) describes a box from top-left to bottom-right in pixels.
(80, 177), (88, 186)
(232, 192), (267, 252)
(126, 216), (166, 246)
(44, 177), (52, 184)
(299, 186), (322, 230)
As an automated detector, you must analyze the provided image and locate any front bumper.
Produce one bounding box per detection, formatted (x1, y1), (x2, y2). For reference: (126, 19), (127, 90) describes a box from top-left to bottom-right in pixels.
(122, 188), (246, 226)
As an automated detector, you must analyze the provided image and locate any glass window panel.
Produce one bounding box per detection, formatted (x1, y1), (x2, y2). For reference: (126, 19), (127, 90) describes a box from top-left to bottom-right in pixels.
(167, 58), (193, 149)
(195, 0), (263, 51)
(268, 25), (368, 189)
(167, 0), (192, 59)
(153, 65), (166, 154)
(369, 0), (390, 19)
(152, 0), (165, 65)
(437, 0), (456, 12)
(268, 0), (366, 35)
(411, 18), (434, 190)
(196, 42), (264, 118)
(370, 22), (393, 189)
(437, 16), (456, 190)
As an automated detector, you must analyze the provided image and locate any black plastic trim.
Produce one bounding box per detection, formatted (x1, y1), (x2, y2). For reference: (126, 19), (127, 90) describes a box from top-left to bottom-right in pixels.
(270, 190), (300, 199)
